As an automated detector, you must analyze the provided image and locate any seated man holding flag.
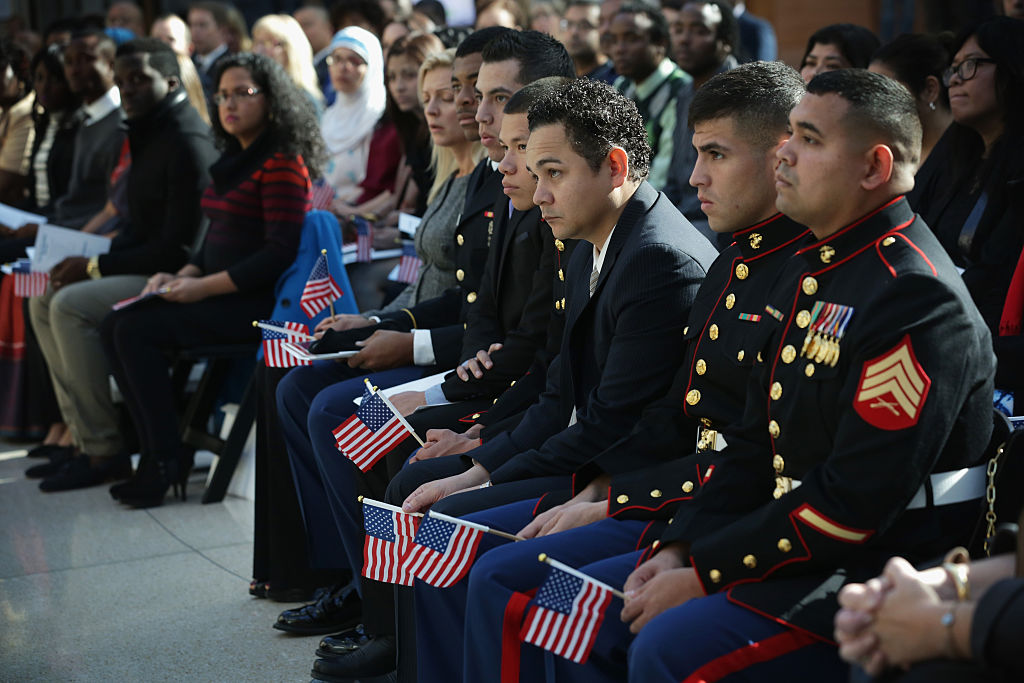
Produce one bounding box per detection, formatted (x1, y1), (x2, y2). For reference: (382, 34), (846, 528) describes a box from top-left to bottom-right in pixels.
(403, 60), (810, 683)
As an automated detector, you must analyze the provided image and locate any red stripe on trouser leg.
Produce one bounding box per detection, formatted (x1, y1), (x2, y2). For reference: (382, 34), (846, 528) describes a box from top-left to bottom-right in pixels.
(681, 629), (819, 683)
(500, 591), (534, 683)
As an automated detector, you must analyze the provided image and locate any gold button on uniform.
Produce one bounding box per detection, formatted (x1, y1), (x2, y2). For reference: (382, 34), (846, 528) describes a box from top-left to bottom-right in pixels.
(616, 494), (629, 504)
(770, 381), (783, 400)
(743, 554), (757, 569)
(736, 350), (745, 362)
(457, 234), (465, 246)
(554, 300), (561, 310)
(471, 413), (481, 419)
(772, 454), (785, 472)
(778, 538), (793, 553)
(773, 487), (784, 499)
(768, 420), (780, 438)
(560, 297), (566, 309)
(466, 292), (477, 303)
(686, 389), (701, 406)
(555, 239), (564, 251)
(805, 363), (815, 377)
(558, 269), (564, 281)
(735, 263), (749, 280)
(682, 481), (694, 493)
(709, 569), (722, 583)
(882, 236), (896, 247)
(456, 269), (465, 281)
(781, 345), (797, 364)
(757, 351), (763, 363)
(695, 359), (707, 375)
(650, 489), (662, 498)
(725, 293), (735, 309)
(802, 276), (818, 295)
(709, 324), (719, 340)
(796, 310), (811, 328)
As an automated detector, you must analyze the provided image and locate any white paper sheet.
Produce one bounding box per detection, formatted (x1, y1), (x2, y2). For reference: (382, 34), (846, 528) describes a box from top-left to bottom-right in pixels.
(0, 202), (45, 229)
(31, 224), (112, 272)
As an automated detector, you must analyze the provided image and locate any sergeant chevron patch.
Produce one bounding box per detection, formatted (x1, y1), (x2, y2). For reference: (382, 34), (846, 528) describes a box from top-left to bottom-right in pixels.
(853, 335), (931, 430)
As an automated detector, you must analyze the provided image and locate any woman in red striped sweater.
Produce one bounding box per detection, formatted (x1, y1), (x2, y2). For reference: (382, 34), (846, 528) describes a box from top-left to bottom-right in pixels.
(101, 53), (325, 507)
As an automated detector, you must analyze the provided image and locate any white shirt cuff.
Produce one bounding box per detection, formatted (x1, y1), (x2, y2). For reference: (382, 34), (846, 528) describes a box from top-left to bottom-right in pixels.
(412, 329), (435, 366)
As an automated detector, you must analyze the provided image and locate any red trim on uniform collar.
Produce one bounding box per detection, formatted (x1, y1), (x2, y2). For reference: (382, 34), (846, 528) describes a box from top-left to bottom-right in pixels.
(795, 196), (904, 256)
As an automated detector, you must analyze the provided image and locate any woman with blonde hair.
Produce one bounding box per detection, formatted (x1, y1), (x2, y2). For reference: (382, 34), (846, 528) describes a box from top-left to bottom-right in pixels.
(252, 13), (324, 111)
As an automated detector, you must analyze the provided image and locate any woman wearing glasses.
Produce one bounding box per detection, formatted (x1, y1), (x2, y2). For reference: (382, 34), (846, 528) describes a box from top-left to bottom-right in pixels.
(100, 53), (323, 508)
(914, 17), (1024, 337)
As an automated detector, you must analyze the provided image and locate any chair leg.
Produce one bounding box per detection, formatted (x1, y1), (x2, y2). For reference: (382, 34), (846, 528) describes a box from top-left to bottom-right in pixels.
(202, 375), (257, 504)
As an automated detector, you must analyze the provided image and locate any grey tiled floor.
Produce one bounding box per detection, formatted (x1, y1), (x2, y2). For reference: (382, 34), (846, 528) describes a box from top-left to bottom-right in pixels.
(0, 441), (318, 682)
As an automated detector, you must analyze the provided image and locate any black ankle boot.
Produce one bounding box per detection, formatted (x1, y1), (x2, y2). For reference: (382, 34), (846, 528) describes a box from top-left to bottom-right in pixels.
(116, 456), (187, 508)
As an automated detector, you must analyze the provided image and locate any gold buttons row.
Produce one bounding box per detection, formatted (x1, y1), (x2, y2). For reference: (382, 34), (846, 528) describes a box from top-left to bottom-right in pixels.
(456, 268), (465, 281)
(466, 292), (477, 303)
(686, 389), (701, 406)
(725, 293), (735, 309)
(768, 419), (780, 438)
(554, 297), (566, 310)
(695, 359), (707, 375)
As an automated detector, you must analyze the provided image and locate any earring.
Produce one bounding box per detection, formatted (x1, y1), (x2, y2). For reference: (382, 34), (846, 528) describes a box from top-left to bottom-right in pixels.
(928, 100), (936, 111)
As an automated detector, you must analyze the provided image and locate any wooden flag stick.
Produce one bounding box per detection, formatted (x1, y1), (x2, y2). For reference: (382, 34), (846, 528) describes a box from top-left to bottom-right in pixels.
(358, 495), (424, 517)
(252, 320), (315, 341)
(367, 379), (427, 447)
(538, 553), (627, 599)
(428, 509), (524, 542)
(321, 249), (337, 319)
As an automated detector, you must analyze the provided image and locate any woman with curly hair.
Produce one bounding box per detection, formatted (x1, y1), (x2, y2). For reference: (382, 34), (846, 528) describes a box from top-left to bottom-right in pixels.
(100, 53), (323, 508)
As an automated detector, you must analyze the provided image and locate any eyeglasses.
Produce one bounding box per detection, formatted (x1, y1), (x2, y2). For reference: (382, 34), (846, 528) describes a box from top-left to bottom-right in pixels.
(212, 87), (263, 105)
(942, 57), (997, 87)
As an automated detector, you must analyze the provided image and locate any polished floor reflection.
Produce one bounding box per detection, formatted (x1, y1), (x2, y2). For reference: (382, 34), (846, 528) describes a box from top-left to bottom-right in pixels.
(0, 440), (315, 681)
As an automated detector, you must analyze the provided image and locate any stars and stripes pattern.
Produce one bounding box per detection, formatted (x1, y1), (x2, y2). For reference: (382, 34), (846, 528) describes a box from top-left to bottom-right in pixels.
(520, 563), (614, 663)
(362, 501), (420, 585)
(310, 180), (335, 210)
(396, 241), (421, 284)
(333, 386), (412, 471)
(12, 260), (48, 298)
(259, 320), (311, 367)
(300, 253), (343, 318)
(404, 514), (484, 587)
(354, 216), (373, 262)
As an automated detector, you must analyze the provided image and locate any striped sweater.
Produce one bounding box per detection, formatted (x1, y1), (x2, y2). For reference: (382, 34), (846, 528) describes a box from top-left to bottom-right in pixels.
(193, 147), (311, 292)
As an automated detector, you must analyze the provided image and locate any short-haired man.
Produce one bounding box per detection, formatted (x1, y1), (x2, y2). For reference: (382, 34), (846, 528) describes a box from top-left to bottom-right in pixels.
(29, 38), (218, 491)
(294, 5), (336, 105)
(612, 69), (994, 681)
(663, 0), (741, 244)
(429, 60), (810, 683)
(608, 3), (689, 191)
(106, 0), (146, 37)
(188, 1), (229, 97)
(563, 0), (616, 83)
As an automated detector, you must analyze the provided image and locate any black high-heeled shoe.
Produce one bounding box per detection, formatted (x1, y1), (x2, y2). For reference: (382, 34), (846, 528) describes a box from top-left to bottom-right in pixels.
(117, 457), (187, 508)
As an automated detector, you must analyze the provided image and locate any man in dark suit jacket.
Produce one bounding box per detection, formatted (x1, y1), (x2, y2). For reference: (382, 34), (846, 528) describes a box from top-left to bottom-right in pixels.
(394, 77), (718, 515)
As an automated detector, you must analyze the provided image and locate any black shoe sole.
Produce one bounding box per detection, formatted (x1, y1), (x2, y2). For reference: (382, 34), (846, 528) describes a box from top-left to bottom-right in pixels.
(274, 614), (361, 636)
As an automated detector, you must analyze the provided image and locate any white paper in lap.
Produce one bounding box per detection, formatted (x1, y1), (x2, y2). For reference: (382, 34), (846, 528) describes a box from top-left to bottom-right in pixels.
(0, 202), (45, 229)
(353, 371), (449, 405)
(31, 224), (111, 272)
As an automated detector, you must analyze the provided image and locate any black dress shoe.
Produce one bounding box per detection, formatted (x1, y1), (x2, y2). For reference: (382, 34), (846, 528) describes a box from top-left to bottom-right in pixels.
(27, 444), (72, 459)
(25, 447), (76, 478)
(274, 583), (362, 635)
(316, 624), (372, 658)
(39, 455), (131, 492)
(310, 635), (396, 680)
(310, 666), (397, 683)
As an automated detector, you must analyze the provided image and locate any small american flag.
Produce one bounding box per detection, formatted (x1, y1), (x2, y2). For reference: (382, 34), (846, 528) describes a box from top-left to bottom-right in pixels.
(310, 180), (335, 210)
(520, 560), (614, 664)
(12, 260), (48, 298)
(405, 513), (484, 587)
(333, 385), (412, 471)
(354, 216), (373, 262)
(259, 320), (311, 367)
(396, 241), (421, 284)
(362, 500), (420, 585)
(300, 253), (343, 318)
